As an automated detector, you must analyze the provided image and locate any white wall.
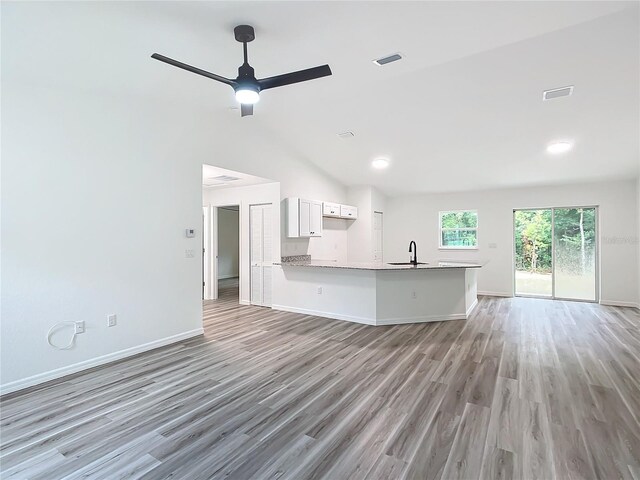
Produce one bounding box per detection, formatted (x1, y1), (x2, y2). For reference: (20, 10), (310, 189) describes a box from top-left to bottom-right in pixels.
(385, 180), (639, 306)
(217, 208), (239, 279)
(1, 7), (350, 393)
(346, 186), (387, 263)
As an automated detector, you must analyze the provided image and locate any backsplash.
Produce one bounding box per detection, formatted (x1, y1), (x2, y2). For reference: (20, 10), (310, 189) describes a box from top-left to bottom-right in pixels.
(281, 255), (311, 263)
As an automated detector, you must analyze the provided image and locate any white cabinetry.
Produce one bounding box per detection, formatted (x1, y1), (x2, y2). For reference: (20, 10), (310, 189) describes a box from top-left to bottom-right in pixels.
(286, 197), (323, 238)
(323, 202), (358, 220)
(340, 205), (358, 219)
(323, 202), (341, 217)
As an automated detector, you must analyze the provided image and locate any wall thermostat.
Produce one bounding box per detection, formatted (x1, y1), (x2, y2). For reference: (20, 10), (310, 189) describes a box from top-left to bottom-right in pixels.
(185, 228), (196, 238)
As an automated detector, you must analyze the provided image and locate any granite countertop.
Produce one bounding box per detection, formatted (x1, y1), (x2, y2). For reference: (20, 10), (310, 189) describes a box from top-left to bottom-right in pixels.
(275, 260), (482, 271)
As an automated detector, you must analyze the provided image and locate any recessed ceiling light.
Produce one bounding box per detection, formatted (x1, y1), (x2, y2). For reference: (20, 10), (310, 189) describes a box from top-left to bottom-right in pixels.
(372, 157), (390, 169)
(547, 141), (572, 154)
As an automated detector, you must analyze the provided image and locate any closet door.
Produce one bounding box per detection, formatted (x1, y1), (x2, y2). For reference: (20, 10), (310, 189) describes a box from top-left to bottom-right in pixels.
(250, 204), (273, 307)
(373, 211), (383, 262)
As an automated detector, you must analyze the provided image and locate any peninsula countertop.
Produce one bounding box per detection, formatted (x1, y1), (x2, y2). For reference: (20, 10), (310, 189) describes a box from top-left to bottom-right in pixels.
(275, 260), (482, 271)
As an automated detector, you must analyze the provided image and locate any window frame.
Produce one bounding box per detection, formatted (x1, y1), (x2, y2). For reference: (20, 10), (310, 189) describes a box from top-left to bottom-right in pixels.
(438, 209), (479, 250)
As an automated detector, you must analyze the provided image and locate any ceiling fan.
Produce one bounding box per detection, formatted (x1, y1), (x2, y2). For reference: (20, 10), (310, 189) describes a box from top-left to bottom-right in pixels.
(151, 25), (332, 117)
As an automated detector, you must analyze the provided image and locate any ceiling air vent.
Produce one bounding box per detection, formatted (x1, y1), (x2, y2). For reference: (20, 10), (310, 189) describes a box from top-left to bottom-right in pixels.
(373, 53), (402, 66)
(543, 85), (574, 101)
(211, 175), (240, 182)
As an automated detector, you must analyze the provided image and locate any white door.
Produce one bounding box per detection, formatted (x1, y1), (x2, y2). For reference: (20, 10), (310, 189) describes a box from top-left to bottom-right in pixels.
(203, 206), (218, 300)
(250, 204), (273, 307)
(373, 211), (383, 262)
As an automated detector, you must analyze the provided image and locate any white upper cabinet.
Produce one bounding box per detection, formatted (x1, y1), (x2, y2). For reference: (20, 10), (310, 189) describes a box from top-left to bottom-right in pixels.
(340, 205), (358, 219)
(323, 202), (358, 220)
(286, 197), (323, 237)
(323, 202), (341, 217)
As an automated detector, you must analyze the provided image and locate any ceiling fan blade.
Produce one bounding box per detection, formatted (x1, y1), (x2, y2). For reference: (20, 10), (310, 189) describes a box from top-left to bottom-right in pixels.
(240, 103), (253, 117)
(258, 65), (332, 90)
(151, 53), (236, 86)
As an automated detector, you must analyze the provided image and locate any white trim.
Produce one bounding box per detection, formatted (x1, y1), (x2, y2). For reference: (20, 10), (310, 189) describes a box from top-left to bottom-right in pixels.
(377, 313), (467, 325)
(0, 328), (204, 396)
(239, 299), (251, 306)
(272, 304), (376, 325)
(478, 291), (513, 297)
(272, 303), (477, 326)
(599, 300), (640, 308)
(466, 298), (479, 316)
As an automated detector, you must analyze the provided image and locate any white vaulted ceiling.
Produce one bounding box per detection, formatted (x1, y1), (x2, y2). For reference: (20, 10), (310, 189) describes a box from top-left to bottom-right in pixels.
(3, 1), (638, 195)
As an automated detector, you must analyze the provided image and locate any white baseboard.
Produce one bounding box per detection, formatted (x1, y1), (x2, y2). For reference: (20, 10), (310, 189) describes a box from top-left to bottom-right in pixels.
(600, 299), (640, 309)
(466, 298), (479, 316)
(272, 304), (376, 325)
(239, 299), (251, 306)
(377, 312), (468, 325)
(272, 304), (473, 326)
(0, 328), (204, 396)
(478, 291), (513, 297)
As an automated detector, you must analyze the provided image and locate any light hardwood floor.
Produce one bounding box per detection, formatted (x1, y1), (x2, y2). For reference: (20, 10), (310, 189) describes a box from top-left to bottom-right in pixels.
(1, 284), (639, 479)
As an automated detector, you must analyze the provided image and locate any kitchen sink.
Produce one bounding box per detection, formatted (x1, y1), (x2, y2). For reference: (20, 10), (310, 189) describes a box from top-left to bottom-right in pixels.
(387, 262), (428, 265)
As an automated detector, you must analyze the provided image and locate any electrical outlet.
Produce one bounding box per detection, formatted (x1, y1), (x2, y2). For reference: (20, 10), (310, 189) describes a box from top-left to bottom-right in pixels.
(107, 314), (117, 327)
(185, 249), (195, 258)
(74, 321), (85, 334)
(317, 287), (323, 294)
(411, 291), (417, 299)
(488, 243), (498, 249)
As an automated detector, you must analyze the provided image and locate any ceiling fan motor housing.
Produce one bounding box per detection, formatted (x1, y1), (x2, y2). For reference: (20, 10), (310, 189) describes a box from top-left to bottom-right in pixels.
(234, 25), (255, 43)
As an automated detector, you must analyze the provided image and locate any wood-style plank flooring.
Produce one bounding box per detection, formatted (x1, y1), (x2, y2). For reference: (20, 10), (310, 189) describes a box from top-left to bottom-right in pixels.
(1, 283), (639, 479)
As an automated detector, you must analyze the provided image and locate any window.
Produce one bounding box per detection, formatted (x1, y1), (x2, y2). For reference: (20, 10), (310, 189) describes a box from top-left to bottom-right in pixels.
(439, 210), (478, 249)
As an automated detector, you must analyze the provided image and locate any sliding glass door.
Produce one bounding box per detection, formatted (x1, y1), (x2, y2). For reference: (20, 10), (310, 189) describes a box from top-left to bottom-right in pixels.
(514, 207), (597, 301)
(553, 208), (597, 301)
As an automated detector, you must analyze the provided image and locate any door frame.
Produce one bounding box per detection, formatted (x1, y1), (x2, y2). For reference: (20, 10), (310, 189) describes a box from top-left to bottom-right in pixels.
(512, 205), (599, 303)
(202, 205), (217, 300)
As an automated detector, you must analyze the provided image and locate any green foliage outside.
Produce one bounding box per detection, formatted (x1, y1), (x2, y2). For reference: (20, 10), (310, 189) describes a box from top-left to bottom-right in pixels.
(514, 208), (596, 274)
(440, 211), (477, 247)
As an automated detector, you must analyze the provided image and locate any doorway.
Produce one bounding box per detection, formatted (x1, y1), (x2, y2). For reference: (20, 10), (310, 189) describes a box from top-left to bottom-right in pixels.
(217, 206), (240, 299)
(514, 207), (598, 301)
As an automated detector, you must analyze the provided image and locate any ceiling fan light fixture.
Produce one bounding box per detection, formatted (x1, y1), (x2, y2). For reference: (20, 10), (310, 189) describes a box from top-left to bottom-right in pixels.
(372, 157), (390, 169)
(235, 86), (260, 104)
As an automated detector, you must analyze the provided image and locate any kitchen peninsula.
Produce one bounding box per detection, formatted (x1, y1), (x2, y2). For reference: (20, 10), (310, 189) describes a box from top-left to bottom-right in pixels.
(272, 258), (481, 325)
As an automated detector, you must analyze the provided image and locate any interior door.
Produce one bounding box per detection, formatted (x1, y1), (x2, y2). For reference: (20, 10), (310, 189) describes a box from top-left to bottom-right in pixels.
(373, 211), (383, 262)
(250, 204), (273, 307)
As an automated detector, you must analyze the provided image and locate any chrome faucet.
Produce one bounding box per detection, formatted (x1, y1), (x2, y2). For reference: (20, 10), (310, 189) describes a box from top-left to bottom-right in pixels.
(409, 241), (417, 265)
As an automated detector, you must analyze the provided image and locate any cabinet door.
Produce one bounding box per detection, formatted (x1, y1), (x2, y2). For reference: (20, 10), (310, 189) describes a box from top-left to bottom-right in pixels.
(310, 201), (323, 236)
(299, 199), (311, 237)
(340, 205), (358, 219)
(323, 202), (340, 216)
